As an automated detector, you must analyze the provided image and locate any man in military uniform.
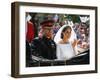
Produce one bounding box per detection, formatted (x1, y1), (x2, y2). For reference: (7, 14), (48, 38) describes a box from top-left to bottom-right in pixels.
(31, 20), (57, 60)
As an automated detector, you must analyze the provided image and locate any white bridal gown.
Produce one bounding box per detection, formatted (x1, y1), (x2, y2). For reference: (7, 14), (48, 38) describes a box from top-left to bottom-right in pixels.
(57, 42), (76, 60)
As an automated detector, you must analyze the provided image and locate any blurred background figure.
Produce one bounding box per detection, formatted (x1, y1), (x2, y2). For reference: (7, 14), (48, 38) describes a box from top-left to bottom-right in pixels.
(26, 13), (35, 44)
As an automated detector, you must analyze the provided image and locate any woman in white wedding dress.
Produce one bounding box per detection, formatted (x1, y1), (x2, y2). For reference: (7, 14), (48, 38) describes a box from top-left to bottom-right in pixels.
(54, 25), (78, 60)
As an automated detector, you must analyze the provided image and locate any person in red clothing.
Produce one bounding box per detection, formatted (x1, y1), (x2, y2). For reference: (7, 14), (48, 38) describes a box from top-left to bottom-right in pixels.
(26, 14), (35, 43)
(26, 14), (35, 67)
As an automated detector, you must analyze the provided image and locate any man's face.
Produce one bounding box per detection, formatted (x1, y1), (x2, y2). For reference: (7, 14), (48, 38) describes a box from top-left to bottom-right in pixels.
(43, 27), (53, 39)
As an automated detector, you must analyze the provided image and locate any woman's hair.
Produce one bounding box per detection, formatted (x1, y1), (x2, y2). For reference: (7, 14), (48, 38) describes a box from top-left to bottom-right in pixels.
(61, 26), (71, 39)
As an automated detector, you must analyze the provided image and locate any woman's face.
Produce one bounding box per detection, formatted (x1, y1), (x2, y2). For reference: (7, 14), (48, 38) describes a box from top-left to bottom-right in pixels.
(63, 28), (72, 39)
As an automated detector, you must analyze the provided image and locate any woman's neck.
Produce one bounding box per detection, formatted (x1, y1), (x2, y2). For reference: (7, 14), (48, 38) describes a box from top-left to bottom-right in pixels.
(60, 38), (69, 44)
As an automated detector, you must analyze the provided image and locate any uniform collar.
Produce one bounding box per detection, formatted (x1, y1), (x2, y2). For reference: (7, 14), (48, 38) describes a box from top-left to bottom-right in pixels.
(42, 36), (52, 41)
